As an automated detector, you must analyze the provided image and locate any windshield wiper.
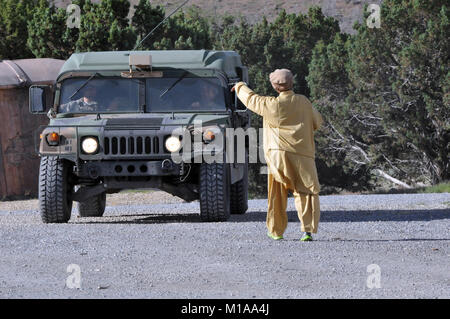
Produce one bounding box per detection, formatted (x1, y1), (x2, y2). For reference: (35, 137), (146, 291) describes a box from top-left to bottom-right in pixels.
(68, 73), (99, 100)
(159, 71), (189, 99)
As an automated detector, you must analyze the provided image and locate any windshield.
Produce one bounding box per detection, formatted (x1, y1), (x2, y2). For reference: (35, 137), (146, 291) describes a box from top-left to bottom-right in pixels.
(59, 78), (140, 113)
(146, 77), (226, 112)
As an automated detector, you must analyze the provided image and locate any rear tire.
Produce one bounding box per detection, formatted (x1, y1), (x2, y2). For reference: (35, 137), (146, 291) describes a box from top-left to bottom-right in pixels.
(39, 156), (73, 223)
(78, 191), (106, 217)
(199, 162), (231, 222)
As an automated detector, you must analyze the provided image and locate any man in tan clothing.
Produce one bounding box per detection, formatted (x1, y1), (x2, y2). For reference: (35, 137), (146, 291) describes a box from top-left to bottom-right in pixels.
(232, 69), (323, 241)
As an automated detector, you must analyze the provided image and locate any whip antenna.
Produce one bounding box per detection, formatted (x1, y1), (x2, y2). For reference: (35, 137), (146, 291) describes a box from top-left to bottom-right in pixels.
(133, 0), (190, 51)
(214, 0), (225, 50)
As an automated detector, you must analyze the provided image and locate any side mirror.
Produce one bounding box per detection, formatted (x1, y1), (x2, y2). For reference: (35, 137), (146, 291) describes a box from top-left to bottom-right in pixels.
(29, 85), (51, 114)
(235, 94), (247, 112)
(231, 83), (248, 112)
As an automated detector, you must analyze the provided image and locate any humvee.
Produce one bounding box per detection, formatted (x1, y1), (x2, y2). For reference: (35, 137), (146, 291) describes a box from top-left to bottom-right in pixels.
(29, 50), (250, 223)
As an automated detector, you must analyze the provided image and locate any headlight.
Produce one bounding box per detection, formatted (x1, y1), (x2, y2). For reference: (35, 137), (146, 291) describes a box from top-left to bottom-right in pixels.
(81, 137), (99, 154)
(165, 136), (182, 153)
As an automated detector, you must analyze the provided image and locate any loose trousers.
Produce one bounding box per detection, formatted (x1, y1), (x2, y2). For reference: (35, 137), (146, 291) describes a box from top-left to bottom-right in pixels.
(266, 151), (321, 236)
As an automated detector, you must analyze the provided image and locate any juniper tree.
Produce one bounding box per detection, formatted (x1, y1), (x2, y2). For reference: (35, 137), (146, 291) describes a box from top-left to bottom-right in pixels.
(307, 0), (449, 188)
(0, 0), (37, 59)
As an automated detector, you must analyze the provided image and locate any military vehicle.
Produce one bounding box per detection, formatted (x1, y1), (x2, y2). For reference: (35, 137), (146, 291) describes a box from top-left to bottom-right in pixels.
(29, 50), (250, 223)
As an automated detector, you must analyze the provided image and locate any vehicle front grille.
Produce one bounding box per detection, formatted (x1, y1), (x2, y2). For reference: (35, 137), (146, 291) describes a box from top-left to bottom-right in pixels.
(104, 136), (161, 156)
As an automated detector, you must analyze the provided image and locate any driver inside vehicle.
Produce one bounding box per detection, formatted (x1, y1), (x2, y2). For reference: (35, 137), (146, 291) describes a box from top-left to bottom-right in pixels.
(59, 83), (100, 113)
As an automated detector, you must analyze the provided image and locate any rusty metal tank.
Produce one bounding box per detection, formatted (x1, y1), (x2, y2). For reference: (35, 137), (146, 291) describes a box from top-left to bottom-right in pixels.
(0, 59), (65, 200)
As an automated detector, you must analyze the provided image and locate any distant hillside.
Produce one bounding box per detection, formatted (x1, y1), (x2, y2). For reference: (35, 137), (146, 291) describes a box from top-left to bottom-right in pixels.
(144, 0), (382, 33)
(54, 0), (383, 34)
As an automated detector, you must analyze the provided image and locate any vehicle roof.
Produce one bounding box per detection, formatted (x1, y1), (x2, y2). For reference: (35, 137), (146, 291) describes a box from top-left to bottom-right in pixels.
(59, 50), (243, 79)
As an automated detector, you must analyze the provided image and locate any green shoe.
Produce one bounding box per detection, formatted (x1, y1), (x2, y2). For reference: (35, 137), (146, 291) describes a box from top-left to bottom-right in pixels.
(267, 232), (283, 240)
(300, 232), (313, 241)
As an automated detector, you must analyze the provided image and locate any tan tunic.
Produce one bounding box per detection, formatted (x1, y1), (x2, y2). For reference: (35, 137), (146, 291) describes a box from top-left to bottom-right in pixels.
(235, 82), (323, 194)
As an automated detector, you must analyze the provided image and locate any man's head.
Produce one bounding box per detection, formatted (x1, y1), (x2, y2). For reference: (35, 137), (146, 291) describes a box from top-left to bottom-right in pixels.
(269, 69), (294, 93)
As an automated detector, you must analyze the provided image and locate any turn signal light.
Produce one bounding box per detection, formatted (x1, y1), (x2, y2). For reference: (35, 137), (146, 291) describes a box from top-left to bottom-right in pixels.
(46, 132), (60, 146)
(203, 130), (216, 142)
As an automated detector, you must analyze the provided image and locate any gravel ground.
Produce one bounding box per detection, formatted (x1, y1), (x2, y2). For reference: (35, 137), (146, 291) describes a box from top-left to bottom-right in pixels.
(0, 190), (184, 212)
(0, 192), (449, 299)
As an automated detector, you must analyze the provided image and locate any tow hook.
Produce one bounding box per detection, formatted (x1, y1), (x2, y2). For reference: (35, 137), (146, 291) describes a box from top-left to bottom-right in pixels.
(161, 159), (173, 172)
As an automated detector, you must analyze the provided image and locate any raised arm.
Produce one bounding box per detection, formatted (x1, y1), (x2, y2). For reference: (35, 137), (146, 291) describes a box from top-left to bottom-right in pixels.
(233, 82), (278, 117)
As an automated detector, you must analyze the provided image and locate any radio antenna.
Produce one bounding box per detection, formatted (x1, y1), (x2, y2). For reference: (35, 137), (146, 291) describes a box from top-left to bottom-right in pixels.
(214, 0), (225, 50)
(133, 0), (190, 51)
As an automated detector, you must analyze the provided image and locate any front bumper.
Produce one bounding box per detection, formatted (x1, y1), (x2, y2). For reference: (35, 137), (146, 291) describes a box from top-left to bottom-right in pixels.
(77, 159), (181, 179)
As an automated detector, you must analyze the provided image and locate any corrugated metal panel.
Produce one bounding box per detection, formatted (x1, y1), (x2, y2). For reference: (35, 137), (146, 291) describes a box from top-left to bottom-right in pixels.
(0, 58), (64, 200)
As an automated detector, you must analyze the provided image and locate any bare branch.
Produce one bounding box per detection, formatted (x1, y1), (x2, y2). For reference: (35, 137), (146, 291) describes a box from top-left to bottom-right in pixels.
(375, 169), (413, 189)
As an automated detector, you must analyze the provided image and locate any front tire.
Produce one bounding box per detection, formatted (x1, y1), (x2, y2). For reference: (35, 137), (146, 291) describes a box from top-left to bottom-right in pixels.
(199, 162), (231, 222)
(39, 156), (73, 223)
(230, 163), (248, 215)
